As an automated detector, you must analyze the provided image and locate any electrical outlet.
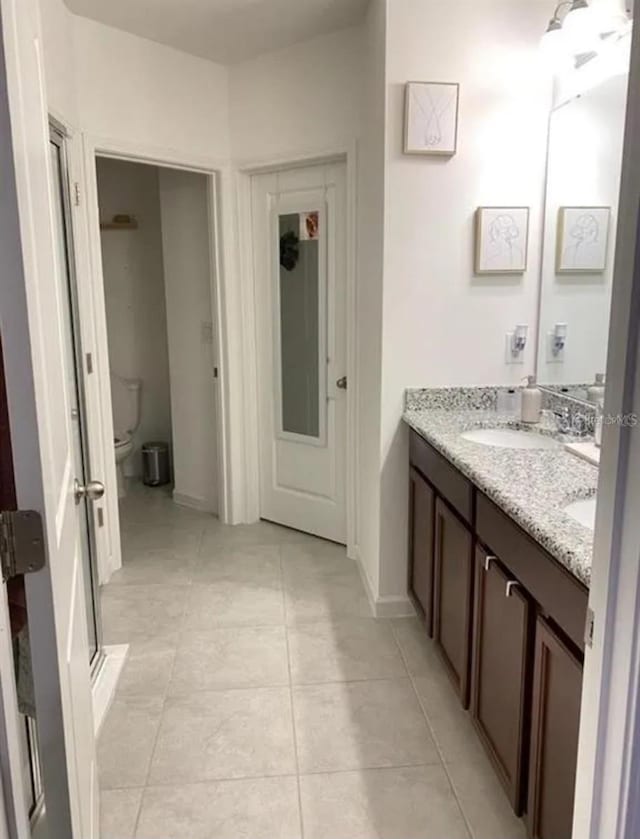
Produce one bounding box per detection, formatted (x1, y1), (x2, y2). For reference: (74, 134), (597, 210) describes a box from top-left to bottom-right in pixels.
(505, 332), (525, 364)
(546, 331), (565, 363)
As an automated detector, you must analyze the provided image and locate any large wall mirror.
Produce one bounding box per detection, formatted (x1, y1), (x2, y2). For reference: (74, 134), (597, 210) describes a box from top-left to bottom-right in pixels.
(536, 44), (631, 404)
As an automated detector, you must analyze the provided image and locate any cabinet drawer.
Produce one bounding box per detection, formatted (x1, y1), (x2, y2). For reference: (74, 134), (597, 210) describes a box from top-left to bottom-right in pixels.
(410, 430), (473, 525)
(476, 493), (588, 651)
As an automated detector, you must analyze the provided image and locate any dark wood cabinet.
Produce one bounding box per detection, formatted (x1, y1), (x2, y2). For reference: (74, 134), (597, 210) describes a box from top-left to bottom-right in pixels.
(408, 429), (586, 832)
(527, 617), (583, 839)
(433, 497), (474, 707)
(471, 545), (533, 814)
(408, 467), (435, 634)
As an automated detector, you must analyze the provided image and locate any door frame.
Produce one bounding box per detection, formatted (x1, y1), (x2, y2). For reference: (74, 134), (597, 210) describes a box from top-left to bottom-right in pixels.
(572, 16), (640, 839)
(236, 145), (359, 556)
(81, 134), (231, 580)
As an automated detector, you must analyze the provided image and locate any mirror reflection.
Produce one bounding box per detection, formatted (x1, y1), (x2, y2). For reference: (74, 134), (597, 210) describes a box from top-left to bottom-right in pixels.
(536, 59), (630, 403)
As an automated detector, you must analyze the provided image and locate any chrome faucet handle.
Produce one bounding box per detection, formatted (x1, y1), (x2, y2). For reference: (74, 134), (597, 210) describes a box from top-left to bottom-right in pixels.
(553, 407), (572, 434)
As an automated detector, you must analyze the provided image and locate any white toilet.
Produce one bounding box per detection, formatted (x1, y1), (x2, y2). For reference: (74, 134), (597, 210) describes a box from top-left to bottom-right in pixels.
(111, 374), (142, 498)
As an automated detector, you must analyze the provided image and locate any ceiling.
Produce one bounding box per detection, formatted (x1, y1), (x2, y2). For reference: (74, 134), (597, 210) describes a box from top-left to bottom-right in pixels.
(64, 0), (370, 65)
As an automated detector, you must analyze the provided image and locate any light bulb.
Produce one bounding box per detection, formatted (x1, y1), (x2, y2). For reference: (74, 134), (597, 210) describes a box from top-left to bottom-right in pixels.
(563, 0), (600, 53)
(540, 18), (572, 71)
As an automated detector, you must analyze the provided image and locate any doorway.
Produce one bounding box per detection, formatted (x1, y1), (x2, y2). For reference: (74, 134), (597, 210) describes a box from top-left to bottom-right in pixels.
(95, 157), (219, 539)
(251, 161), (348, 544)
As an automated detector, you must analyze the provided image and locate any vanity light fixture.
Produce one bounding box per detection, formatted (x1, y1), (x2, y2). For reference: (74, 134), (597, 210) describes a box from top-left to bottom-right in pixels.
(540, 0), (630, 65)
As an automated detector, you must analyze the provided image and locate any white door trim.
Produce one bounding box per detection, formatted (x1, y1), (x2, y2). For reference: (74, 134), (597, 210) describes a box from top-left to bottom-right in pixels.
(572, 18), (640, 839)
(235, 144), (359, 557)
(80, 135), (233, 578)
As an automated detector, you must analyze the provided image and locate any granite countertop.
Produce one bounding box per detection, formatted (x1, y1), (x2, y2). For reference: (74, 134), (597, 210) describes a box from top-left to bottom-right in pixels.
(403, 390), (598, 588)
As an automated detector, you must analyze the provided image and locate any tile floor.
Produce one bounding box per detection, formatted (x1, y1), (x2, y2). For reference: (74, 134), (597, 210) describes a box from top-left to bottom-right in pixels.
(99, 482), (527, 839)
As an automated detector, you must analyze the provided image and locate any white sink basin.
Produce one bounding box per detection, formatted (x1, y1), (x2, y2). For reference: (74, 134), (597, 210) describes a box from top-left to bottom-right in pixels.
(460, 428), (559, 450)
(564, 496), (597, 530)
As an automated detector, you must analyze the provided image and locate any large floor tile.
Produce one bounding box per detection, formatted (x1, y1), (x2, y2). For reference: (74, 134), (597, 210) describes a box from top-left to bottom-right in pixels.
(109, 551), (196, 587)
(447, 756), (527, 839)
(283, 561), (371, 624)
(413, 673), (487, 764)
(121, 523), (203, 557)
(168, 626), (289, 693)
(183, 580), (285, 628)
(293, 679), (439, 773)
(288, 619), (406, 684)
(299, 766), (470, 839)
(98, 696), (163, 789)
(391, 617), (442, 677)
(101, 787), (143, 839)
(193, 544), (281, 585)
(280, 541), (348, 564)
(101, 585), (188, 644)
(199, 520), (305, 551)
(116, 640), (177, 697)
(136, 777), (301, 839)
(148, 687), (296, 784)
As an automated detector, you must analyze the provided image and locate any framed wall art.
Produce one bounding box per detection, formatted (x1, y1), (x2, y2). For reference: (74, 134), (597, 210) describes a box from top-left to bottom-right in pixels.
(556, 206), (611, 274)
(404, 81), (460, 156)
(474, 207), (530, 275)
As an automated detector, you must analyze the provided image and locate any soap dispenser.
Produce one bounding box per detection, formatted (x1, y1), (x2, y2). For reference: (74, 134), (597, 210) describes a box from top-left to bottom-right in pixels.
(521, 375), (542, 424)
(587, 373), (606, 404)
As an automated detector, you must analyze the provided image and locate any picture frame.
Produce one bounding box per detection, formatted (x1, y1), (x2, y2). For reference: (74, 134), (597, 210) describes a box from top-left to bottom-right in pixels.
(556, 206), (611, 274)
(404, 81), (460, 156)
(474, 207), (530, 275)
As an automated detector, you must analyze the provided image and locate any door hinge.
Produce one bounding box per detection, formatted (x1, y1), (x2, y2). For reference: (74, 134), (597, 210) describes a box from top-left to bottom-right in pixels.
(585, 607), (595, 648)
(73, 182), (81, 206)
(0, 511), (46, 582)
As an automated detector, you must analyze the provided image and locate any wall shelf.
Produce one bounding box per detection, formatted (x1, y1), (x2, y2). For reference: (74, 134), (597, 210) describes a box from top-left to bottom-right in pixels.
(100, 220), (138, 231)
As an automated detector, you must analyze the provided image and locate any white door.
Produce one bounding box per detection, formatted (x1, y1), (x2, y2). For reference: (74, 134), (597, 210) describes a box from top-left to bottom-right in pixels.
(252, 162), (347, 543)
(0, 0), (98, 837)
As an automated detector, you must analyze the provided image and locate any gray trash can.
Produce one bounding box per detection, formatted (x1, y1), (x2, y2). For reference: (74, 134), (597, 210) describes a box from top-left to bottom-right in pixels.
(142, 442), (171, 486)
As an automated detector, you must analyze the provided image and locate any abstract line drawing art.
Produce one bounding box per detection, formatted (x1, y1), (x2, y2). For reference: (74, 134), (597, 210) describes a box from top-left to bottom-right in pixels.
(404, 82), (460, 156)
(474, 207), (530, 275)
(556, 207), (611, 274)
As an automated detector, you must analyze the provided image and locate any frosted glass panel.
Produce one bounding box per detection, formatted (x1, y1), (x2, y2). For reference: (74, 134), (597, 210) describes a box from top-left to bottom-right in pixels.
(278, 212), (320, 438)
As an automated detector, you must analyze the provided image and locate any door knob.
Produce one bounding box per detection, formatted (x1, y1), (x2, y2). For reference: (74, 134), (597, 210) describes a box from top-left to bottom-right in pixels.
(336, 376), (347, 390)
(74, 479), (105, 504)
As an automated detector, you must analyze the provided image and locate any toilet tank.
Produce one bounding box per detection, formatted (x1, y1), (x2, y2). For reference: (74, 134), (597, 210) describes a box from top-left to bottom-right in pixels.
(110, 374), (142, 437)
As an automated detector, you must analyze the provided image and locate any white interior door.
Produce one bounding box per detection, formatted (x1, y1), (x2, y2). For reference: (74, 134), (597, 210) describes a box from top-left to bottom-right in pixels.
(253, 162), (347, 544)
(0, 1), (98, 837)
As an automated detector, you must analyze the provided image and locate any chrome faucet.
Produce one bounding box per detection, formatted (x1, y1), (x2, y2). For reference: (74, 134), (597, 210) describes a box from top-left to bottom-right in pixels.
(553, 408), (591, 437)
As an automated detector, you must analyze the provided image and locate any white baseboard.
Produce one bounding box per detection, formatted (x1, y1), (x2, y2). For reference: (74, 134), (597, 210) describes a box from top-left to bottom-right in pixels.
(92, 644), (128, 735)
(356, 557), (416, 619)
(173, 490), (215, 513)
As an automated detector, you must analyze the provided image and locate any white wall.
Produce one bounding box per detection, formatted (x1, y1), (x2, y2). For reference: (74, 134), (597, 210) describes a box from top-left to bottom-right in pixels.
(159, 168), (218, 514)
(97, 157), (172, 476)
(377, 0), (552, 598)
(38, 0), (78, 124)
(73, 16), (230, 160)
(356, 0), (386, 598)
(229, 26), (363, 162)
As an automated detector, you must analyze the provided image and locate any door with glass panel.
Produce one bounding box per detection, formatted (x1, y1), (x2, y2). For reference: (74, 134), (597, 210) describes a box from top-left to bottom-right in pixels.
(252, 162), (347, 543)
(49, 125), (103, 668)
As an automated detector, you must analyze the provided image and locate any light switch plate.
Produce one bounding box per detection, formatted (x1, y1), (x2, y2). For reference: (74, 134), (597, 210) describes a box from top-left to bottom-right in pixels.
(546, 331), (565, 363)
(505, 333), (525, 365)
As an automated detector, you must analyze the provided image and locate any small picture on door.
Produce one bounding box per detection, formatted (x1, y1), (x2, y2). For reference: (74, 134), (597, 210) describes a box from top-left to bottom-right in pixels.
(300, 211), (319, 241)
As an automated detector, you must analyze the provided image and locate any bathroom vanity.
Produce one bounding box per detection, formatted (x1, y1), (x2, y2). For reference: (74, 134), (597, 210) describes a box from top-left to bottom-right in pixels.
(404, 389), (596, 839)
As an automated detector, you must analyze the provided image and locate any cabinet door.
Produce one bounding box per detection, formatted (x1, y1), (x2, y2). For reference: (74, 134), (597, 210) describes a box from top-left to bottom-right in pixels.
(527, 617), (583, 839)
(471, 546), (532, 814)
(433, 497), (474, 706)
(408, 468), (435, 634)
